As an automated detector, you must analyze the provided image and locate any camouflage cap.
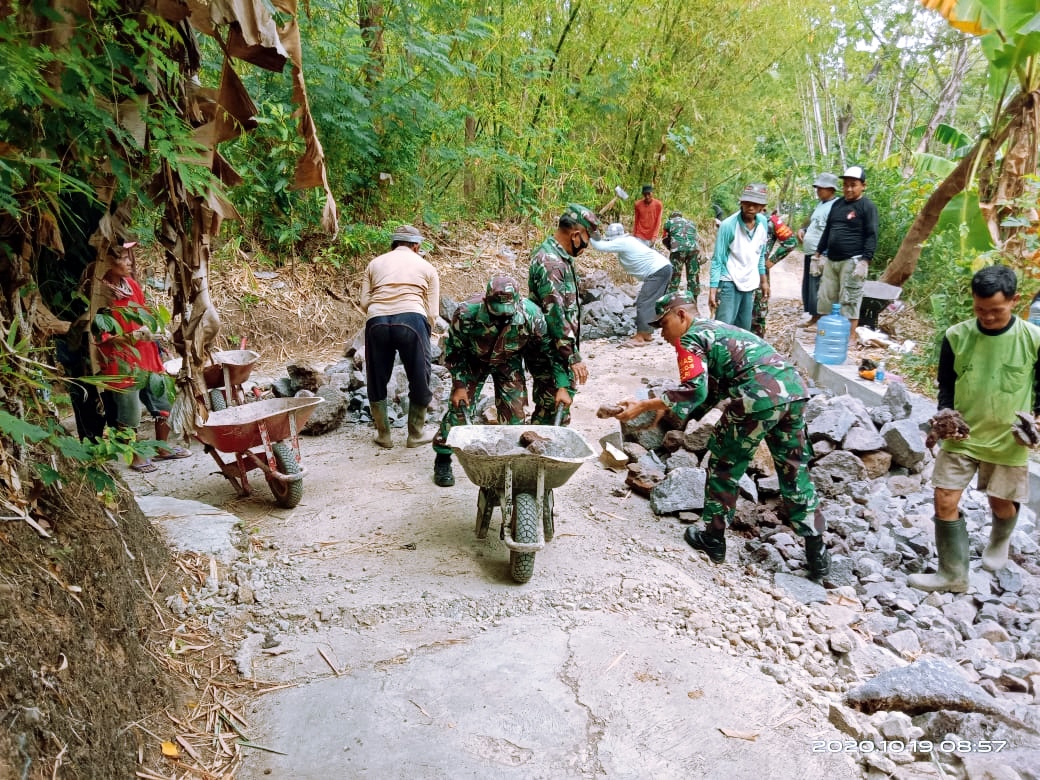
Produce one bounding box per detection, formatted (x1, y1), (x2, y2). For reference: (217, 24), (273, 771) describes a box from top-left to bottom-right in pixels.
(668, 210), (683, 219)
(563, 203), (602, 239)
(648, 290), (696, 327)
(484, 274), (520, 316)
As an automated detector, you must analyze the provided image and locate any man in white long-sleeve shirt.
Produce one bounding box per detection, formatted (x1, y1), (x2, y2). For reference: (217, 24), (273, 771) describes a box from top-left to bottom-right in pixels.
(591, 223), (672, 348)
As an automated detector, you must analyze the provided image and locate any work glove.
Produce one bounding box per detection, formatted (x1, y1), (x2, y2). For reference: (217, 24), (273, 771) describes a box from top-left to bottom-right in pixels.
(925, 408), (970, 448)
(1010, 411), (1040, 448)
(852, 259), (869, 280)
(809, 255), (824, 277)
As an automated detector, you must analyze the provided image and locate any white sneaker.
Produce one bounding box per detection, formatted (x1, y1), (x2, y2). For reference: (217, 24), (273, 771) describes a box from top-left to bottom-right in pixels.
(797, 312), (813, 324)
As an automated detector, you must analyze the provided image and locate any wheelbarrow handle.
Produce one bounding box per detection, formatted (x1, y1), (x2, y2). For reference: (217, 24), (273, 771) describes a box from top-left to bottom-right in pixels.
(453, 401), (473, 426)
(553, 402), (566, 427)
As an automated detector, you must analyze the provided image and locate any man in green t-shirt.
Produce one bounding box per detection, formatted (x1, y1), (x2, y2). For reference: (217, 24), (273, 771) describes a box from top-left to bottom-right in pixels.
(910, 265), (1040, 593)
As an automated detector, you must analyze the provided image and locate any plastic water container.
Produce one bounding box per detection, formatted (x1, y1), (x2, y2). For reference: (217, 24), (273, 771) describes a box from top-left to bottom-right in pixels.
(814, 304), (850, 365)
(875, 361), (886, 382)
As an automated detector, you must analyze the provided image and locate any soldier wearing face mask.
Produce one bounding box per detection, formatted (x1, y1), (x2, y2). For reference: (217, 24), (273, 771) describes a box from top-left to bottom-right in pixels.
(431, 275), (569, 487)
(527, 203), (601, 425)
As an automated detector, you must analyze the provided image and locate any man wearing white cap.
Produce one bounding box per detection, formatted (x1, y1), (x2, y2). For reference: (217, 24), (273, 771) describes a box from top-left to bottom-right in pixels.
(812, 166), (878, 337)
(360, 224), (440, 449)
(797, 172), (838, 324)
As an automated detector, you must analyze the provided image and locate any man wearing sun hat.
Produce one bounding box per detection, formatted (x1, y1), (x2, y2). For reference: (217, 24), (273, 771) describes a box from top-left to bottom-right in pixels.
(360, 223), (439, 449)
(431, 275), (568, 486)
(797, 172), (839, 324)
(527, 203), (601, 425)
(812, 165), (878, 337)
(708, 183), (770, 331)
(609, 290), (830, 581)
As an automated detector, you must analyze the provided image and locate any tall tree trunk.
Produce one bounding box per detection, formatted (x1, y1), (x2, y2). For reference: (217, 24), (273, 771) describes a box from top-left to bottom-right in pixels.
(463, 114), (476, 201)
(358, 0), (385, 85)
(914, 39), (973, 156)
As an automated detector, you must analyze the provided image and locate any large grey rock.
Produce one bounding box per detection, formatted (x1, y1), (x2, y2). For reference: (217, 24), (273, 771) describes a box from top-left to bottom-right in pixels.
(845, 657), (1008, 716)
(835, 643), (907, 682)
(880, 418), (927, 469)
(773, 572), (828, 604)
(301, 385), (345, 435)
(649, 467), (706, 515)
(808, 407), (858, 444)
(882, 382), (914, 421)
(811, 450), (868, 498)
(842, 425), (886, 452)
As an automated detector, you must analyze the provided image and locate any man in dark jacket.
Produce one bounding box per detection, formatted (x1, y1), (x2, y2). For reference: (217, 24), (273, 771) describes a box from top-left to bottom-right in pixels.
(812, 165), (879, 338)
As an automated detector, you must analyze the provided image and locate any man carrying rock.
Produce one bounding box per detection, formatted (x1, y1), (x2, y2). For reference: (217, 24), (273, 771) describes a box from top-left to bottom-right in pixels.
(432, 275), (570, 487)
(360, 224), (439, 449)
(612, 290), (830, 580)
(910, 265), (1040, 593)
(527, 203), (600, 425)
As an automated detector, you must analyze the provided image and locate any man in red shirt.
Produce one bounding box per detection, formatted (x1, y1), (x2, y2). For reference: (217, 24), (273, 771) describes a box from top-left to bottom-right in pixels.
(633, 184), (663, 246)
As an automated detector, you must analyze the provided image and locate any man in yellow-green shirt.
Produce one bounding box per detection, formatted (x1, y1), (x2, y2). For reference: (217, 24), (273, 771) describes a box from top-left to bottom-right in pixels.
(910, 265), (1040, 593)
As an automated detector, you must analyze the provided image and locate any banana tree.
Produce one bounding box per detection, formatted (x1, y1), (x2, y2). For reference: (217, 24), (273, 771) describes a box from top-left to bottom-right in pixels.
(883, 0), (1040, 285)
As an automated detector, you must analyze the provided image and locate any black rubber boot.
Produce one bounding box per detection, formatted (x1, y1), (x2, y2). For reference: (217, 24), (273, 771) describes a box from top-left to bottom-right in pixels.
(804, 534), (831, 581)
(684, 526), (726, 563)
(370, 400), (393, 449)
(908, 515), (969, 593)
(406, 404), (434, 448)
(433, 453), (454, 487)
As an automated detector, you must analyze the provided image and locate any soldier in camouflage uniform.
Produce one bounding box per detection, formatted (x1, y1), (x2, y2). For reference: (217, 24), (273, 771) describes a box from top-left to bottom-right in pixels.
(750, 212), (799, 337)
(432, 275), (569, 487)
(614, 290), (830, 580)
(662, 211), (701, 297)
(527, 203), (601, 425)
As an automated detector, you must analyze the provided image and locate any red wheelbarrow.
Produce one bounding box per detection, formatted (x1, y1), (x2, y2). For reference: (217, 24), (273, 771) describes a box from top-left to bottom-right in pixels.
(165, 349), (260, 410)
(194, 396), (322, 508)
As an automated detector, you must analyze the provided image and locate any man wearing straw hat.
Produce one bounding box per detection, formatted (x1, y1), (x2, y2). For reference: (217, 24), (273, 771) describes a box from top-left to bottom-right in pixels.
(360, 224), (440, 449)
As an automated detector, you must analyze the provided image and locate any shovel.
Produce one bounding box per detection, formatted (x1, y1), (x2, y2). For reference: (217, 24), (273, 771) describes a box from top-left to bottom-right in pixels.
(599, 185), (630, 214)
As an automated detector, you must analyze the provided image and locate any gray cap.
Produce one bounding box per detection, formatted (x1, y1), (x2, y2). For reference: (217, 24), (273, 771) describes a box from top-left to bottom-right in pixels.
(391, 224), (423, 244)
(813, 172), (839, 189)
(739, 182), (768, 205)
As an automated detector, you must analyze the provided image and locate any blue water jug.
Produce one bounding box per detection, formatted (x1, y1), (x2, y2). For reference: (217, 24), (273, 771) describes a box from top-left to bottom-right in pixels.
(814, 304), (850, 365)
(1029, 298), (1040, 327)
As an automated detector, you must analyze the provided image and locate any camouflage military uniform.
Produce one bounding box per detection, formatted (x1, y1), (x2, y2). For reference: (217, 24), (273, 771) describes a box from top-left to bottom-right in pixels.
(662, 215), (701, 297)
(750, 215), (799, 337)
(661, 318), (823, 537)
(433, 295), (568, 455)
(527, 236), (580, 424)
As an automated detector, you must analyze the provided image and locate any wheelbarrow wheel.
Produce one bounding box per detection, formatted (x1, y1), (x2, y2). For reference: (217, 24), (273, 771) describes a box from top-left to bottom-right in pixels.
(209, 388), (227, 412)
(509, 492), (538, 584)
(267, 441), (303, 508)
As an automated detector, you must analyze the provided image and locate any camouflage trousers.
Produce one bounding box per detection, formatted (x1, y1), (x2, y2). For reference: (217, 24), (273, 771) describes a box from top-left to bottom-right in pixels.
(433, 365), (528, 455)
(751, 242), (796, 337)
(530, 371), (575, 426)
(667, 250), (701, 298)
(704, 399), (824, 537)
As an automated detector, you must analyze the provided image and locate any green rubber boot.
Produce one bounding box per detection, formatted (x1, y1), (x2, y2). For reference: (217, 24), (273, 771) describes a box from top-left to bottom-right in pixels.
(370, 400), (393, 449)
(908, 515), (969, 593)
(982, 511), (1019, 572)
(406, 404), (434, 448)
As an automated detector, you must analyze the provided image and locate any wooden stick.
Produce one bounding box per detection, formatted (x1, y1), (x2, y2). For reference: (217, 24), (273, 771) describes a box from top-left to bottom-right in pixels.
(317, 646), (341, 677)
